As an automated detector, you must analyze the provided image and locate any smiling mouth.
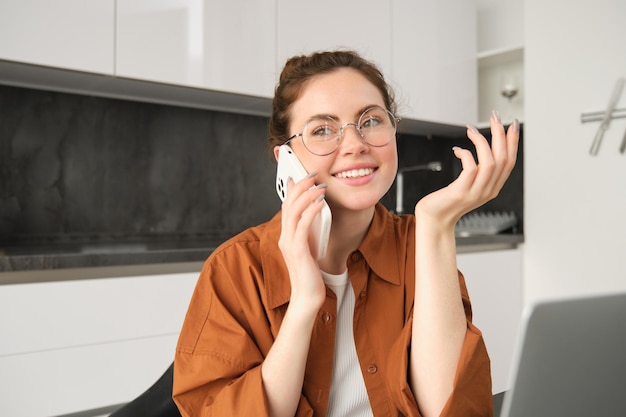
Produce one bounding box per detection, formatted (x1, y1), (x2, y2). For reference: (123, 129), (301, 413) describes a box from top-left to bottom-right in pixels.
(334, 168), (375, 179)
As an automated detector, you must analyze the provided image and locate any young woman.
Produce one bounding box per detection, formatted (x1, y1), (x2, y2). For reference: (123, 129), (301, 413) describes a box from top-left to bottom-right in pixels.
(173, 50), (519, 417)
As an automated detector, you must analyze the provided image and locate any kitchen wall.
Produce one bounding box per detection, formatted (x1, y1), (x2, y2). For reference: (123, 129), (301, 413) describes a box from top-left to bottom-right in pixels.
(524, 0), (626, 303)
(0, 84), (524, 249)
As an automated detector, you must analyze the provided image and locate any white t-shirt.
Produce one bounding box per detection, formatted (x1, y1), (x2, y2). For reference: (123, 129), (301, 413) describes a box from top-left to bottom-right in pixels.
(321, 270), (373, 417)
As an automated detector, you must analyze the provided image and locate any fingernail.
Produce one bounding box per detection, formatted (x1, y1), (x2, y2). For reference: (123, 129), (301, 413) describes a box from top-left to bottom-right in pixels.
(491, 110), (501, 123)
(466, 124), (479, 134)
(452, 146), (462, 152)
(513, 118), (520, 132)
(287, 176), (293, 184)
(305, 171), (318, 179)
(314, 183), (327, 189)
(314, 194), (325, 203)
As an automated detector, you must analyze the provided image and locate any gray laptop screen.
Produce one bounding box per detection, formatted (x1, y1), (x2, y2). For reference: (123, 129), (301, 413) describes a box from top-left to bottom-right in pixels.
(500, 292), (626, 417)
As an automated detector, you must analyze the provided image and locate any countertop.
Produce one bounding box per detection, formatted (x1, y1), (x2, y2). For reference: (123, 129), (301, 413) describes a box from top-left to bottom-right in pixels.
(0, 234), (524, 284)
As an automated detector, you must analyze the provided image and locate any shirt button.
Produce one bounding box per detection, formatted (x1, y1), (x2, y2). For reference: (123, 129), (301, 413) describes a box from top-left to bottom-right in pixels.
(322, 312), (331, 324)
(367, 364), (378, 374)
(359, 290), (367, 299)
(351, 252), (361, 262)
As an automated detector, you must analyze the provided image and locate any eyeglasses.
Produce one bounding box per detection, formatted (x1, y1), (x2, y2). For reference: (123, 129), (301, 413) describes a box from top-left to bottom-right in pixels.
(287, 106), (399, 156)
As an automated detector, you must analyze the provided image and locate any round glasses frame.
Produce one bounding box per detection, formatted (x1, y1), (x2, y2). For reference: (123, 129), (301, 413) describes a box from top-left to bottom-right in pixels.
(286, 106), (400, 156)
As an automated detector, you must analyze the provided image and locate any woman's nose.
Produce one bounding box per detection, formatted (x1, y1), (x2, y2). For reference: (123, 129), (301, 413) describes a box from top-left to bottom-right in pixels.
(339, 124), (368, 154)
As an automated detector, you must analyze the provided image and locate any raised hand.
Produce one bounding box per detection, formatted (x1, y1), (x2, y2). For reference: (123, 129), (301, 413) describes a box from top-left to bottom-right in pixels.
(414, 110), (519, 228)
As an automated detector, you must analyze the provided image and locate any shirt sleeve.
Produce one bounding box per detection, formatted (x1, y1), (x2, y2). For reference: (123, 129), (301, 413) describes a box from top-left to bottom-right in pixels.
(384, 271), (494, 417)
(172, 253), (315, 417)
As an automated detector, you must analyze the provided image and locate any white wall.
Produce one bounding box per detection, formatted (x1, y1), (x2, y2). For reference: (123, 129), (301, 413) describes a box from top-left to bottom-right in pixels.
(524, 0), (626, 303)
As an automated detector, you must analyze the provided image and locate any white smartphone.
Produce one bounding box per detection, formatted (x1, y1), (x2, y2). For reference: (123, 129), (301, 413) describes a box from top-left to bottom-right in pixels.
(276, 144), (332, 260)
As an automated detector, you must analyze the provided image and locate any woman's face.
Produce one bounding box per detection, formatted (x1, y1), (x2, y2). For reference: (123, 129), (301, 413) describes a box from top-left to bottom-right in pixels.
(278, 67), (398, 213)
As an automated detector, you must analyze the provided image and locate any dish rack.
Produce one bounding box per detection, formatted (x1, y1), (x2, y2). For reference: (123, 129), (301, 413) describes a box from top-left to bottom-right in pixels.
(455, 211), (518, 236)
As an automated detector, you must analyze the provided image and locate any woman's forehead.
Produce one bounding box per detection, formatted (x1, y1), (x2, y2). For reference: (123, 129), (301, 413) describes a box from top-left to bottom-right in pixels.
(289, 68), (385, 126)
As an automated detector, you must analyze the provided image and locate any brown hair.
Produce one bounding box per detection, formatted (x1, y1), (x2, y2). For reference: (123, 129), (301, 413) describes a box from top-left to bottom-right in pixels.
(268, 50), (397, 150)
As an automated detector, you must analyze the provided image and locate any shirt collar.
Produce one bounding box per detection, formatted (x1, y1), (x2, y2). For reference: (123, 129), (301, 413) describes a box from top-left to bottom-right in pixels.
(357, 203), (402, 287)
(260, 203), (403, 310)
(259, 211), (291, 309)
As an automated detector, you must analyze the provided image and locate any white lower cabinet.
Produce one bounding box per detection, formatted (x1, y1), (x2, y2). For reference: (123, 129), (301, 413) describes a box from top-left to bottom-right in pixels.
(0, 272), (198, 417)
(457, 248), (523, 394)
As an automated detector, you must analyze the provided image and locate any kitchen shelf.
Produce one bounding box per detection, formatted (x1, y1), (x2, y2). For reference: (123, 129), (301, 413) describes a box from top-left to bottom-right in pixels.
(478, 45), (524, 68)
(477, 45), (525, 125)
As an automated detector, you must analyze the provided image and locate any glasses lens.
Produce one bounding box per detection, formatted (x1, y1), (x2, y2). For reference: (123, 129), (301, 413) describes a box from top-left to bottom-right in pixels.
(302, 116), (341, 156)
(358, 107), (397, 147)
(298, 107), (397, 155)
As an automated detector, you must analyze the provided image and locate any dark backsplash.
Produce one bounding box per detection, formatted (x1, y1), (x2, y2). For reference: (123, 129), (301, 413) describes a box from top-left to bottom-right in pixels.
(0, 85), (279, 245)
(0, 84), (523, 247)
(394, 124), (525, 234)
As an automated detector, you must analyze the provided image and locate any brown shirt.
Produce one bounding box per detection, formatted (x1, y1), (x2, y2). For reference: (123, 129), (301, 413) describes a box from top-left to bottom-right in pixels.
(173, 203), (493, 417)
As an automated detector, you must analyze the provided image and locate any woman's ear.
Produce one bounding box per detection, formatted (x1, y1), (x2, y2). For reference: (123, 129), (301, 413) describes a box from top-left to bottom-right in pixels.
(273, 146), (281, 162)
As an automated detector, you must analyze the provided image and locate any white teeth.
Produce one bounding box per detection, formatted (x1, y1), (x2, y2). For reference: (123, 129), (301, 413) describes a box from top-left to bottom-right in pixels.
(335, 168), (374, 179)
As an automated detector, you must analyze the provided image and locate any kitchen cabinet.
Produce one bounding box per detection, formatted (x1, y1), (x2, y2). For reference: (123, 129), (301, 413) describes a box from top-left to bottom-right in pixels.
(391, 0), (478, 125)
(457, 248), (523, 394)
(0, 0), (114, 74)
(116, 0), (276, 98)
(0, 272), (198, 417)
(0, 0), (479, 125)
(276, 0), (392, 80)
(277, 0), (477, 126)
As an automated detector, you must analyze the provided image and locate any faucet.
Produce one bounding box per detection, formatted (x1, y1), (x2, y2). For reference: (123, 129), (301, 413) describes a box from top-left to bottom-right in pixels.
(395, 161), (442, 215)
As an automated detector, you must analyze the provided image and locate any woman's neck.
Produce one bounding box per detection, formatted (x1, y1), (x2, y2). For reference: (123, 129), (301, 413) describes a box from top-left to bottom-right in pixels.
(318, 205), (376, 274)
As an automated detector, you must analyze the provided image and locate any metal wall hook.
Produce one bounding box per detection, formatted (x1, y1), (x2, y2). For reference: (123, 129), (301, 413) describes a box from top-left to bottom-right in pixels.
(586, 77), (625, 155)
(581, 108), (626, 123)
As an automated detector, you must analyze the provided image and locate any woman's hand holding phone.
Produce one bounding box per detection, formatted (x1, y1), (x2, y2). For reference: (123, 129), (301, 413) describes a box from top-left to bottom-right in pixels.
(276, 145), (332, 260)
(275, 145), (332, 312)
(277, 173), (328, 311)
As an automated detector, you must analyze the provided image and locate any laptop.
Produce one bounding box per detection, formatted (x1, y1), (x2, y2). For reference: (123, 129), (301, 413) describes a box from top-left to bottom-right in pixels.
(498, 291), (626, 417)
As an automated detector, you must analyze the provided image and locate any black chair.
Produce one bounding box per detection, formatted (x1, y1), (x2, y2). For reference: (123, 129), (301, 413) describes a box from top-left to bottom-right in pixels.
(493, 391), (507, 417)
(109, 362), (181, 417)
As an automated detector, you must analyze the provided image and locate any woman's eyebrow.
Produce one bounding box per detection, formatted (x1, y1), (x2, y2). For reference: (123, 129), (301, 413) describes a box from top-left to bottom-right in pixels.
(355, 104), (380, 118)
(306, 112), (338, 122)
(306, 105), (382, 123)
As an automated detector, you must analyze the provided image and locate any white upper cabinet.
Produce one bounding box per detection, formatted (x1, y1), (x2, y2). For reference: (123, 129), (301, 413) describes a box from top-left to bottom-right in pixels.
(391, 0), (478, 125)
(0, 0), (115, 74)
(116, 0), (277, 97)
(476, 0), (523, 55)
(276, 0), (392, 79)
(0, 0), (478, 124)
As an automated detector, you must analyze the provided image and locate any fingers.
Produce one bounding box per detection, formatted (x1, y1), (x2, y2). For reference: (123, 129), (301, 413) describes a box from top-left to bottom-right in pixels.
(456, 111), (520, 207)
(505, 118), (520, 171)
(451, 146), (478, 190)
(488, 113), (519, 192)
(279, 173), (327, 257)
